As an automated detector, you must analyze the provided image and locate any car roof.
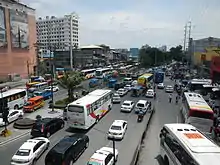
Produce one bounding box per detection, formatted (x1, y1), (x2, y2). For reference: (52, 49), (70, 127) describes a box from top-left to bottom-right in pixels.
(147, 89), (154, 92)
(90, 147), (114, 161)
(137, 100), (147, 104)
(52, 134), (87, 154)
(19, 139), (42, 150)
(112, 120), (126, 126)
(35, 118), (54, 124)
(123, 100), (132, 104)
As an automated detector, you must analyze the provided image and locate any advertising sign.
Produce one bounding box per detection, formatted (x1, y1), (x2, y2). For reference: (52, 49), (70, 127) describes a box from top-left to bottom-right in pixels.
(0, 7), (7, 47)
(9, 9), (29, 48)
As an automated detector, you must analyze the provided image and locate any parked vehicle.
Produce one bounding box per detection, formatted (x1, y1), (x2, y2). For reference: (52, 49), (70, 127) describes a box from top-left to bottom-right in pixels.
(45, 134), (89, 165)
(31, 117), (65, 138)
(0, 109), (23, 126)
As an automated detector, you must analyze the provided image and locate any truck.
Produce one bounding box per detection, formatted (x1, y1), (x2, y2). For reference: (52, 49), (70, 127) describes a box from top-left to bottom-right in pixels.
(154, 71), (164, 83)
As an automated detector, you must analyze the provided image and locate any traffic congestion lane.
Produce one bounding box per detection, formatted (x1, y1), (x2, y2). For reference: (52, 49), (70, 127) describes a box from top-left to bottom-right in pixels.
(0, 125), (71, 165)
(0, 89), (153, 165)
(137, 77), (182, 165)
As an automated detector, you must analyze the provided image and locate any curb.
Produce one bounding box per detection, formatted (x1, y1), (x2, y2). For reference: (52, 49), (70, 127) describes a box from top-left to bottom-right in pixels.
(0, 130), (30, 146)
(130, 108), (155, 165)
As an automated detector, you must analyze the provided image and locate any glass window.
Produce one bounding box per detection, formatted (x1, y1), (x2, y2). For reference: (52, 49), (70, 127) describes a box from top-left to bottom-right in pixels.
(110, 125), (121, 130)
(15, 149), (30, 156)
(68, 105), (84, 113)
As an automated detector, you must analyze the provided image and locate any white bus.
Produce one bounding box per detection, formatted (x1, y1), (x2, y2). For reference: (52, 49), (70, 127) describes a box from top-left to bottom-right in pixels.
(188, 79), (212, 91)
(181, 92), (214, 133)
(32, 82), (48, 90)
(81, 68), (96, 79)
(95, 68), (112, 78)
(0, 88), (27, 111)
(67, 89), (113, 129)
(160, 123), (220, 165)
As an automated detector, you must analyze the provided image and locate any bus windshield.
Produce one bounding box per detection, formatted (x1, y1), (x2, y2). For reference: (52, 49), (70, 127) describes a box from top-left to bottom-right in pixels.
(68, 105), (84, 113)
(96, 71), (102, 76)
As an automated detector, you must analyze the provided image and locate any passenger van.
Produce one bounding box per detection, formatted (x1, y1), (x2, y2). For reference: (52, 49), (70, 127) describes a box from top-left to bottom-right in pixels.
(23, 96), (44, 112)
(45, 134), (89, 165)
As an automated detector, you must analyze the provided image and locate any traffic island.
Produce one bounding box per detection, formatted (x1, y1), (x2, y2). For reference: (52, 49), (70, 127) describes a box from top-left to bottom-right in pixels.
(13, 118), (35, 129)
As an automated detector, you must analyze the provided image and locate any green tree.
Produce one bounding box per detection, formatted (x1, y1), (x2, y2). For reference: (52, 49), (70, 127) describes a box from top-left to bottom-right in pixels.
(169, 45), (183, 61)
(60, 71), (84, 102)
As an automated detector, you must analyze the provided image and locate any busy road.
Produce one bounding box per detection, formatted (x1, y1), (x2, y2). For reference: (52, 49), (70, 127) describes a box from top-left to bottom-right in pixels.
(0, 86), (154, 165)
(137, 77), (183, 165)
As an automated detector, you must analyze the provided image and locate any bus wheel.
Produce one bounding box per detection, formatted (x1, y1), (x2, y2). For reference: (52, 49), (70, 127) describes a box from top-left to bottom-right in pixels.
(14, 105), (19, 109)
(163, 156), (169, 165)
(95, 115), (100, 123)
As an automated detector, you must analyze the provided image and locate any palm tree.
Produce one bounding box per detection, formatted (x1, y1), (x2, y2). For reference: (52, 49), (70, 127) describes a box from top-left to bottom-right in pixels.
(60, 71), (84, 102)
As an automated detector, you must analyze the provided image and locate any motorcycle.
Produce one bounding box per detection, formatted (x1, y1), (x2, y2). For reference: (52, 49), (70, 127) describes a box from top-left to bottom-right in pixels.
(137, 113), (144, 122)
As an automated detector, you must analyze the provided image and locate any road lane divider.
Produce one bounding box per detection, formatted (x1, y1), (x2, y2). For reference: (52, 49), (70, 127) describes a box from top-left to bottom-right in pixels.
(130, 107), (155, 165)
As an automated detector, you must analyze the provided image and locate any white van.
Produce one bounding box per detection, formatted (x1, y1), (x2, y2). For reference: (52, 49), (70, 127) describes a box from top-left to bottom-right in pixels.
(123, 78), (132, 85)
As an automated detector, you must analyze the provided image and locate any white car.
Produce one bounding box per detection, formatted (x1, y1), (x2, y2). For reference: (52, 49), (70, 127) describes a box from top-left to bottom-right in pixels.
(145, 89), (155, 98)
(124, 84), (132, 91)
(165, 85), (174, 93)
(117, 88), (127, 96)
(108, 120), (127, 140)
(112, 93), (121, 103)
(132, 80), (138, 86)
(45, 86), (59, 92)
(0, 109), (24, 126)
(121, 100), (135, 112)
(11, 137), (50, 165)
(157, 83), (165, 89)
(87, 147), (119, 165)
(135, 100), (149, 113)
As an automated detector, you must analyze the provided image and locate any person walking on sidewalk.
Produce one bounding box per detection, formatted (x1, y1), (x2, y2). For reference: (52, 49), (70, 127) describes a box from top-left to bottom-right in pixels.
(169, 94), (172, 103)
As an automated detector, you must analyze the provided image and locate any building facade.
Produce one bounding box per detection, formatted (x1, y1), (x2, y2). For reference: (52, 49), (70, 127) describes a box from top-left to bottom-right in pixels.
(36, 13), (79, 53)
(0, 0), (36, 79)
(189, 37), (220, 66)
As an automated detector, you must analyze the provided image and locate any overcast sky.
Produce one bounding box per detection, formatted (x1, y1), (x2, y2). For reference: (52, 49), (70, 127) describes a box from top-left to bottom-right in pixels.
(22, 0), (220, 49)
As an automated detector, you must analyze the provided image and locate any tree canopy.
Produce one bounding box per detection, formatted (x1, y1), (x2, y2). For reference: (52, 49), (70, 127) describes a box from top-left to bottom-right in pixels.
(139, 45), (184, 67)
(59, 71), (84, 102)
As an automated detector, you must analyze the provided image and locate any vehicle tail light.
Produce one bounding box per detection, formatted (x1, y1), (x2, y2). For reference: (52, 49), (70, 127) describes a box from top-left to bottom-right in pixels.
(41, 125), (44, 133)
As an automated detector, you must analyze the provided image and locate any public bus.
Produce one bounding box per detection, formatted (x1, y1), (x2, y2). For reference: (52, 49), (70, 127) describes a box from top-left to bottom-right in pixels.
(188, 79), (212, 91)
(32, 82), (48, 90)
(0, 88), (27, 112)
(67, 89), (113, 129)
(81, 68), (96, 79)
(26, 82), (39, 89)
(137, 73), (153, 87)
(95, 68), (112, 79)
(181, 92), (214, 133)
(160, 123), (220, 165)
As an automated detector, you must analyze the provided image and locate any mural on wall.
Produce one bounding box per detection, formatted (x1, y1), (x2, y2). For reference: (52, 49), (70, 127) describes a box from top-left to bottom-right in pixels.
(0, 6), (7, 47)
(10, 9), (29, 49)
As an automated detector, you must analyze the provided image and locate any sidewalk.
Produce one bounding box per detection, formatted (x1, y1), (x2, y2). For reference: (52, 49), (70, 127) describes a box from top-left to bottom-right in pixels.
(0, 79), (28, 88)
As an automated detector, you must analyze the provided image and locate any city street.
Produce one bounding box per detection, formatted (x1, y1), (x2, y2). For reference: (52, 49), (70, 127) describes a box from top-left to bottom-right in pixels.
(137, 77), (183, 165)
(0, 88), (153, 165)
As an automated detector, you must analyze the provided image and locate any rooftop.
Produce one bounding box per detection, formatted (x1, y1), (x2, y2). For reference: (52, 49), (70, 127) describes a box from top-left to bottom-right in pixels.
(80, 45), (103, 49)
(6, 0), (35, 10)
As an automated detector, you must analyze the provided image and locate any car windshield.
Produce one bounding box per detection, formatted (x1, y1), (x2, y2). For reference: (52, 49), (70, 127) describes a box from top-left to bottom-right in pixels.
(123, 103), (130, 106)
(88, 161), (101, 165)
(137, 103), (144, 107)
(24, 102), (32, 106)
(111, 125), (121, 130)
(15, 149), (31, 156)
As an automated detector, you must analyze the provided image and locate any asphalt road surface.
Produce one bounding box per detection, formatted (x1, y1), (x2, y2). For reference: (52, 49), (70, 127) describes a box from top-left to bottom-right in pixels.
(0, 88), (153, 165)
(137, 77), (183, 165)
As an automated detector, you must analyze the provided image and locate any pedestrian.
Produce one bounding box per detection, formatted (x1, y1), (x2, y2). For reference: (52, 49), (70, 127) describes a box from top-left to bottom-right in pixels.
(175, 95), (179, 104)
(169, 94), (172, 103)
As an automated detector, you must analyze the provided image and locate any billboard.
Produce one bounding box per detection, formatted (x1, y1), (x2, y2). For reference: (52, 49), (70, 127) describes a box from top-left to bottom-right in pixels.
(0, 6), (7, 47)
(9, 9), (29, 49)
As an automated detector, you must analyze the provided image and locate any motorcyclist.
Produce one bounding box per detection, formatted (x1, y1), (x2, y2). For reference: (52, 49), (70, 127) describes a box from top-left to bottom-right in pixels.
(138, 109), (144, 120)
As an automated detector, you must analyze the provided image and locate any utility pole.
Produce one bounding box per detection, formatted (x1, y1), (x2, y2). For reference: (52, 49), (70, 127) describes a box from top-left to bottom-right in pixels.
(188, 21), (192, 69)
(27, 60), (30, 77)
(70, 14), (74, 71)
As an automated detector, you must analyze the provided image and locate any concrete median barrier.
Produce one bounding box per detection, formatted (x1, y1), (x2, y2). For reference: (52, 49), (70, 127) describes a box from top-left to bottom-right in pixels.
(130, 107), (155, 165)
(13, 118), (36, 129)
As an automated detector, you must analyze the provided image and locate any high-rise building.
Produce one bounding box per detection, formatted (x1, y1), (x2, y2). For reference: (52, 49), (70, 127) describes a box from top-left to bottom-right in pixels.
(36, 13), (79, 53)
(0, 0), (36, 78)
(130, 48), (139, 58)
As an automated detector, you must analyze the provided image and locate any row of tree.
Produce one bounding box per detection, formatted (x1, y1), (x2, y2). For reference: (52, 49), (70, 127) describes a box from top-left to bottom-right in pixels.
(139, 45), (185, 67)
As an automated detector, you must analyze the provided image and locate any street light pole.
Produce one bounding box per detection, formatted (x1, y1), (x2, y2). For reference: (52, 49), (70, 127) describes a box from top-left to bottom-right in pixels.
(112, 138), (116, 164)
(50, 50), (54, 112)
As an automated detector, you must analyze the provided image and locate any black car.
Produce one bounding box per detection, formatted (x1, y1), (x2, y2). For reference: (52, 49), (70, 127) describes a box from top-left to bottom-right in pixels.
(31, 117), (65, 138)
(114, 82), (125, 90)
(45, 134), (89, 165)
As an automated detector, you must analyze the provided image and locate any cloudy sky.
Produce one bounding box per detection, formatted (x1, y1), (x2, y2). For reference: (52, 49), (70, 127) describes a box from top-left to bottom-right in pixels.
(22, 0), (220, 49)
